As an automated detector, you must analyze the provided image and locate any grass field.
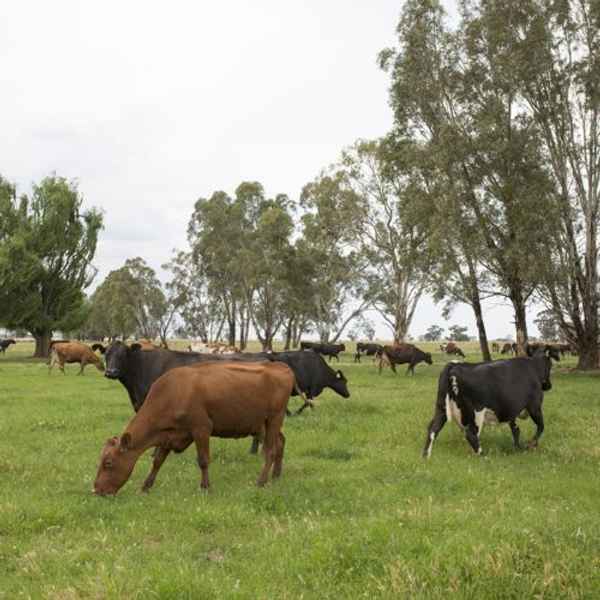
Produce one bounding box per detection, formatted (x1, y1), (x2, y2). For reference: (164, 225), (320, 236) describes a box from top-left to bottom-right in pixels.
(1, 342), (598, 599)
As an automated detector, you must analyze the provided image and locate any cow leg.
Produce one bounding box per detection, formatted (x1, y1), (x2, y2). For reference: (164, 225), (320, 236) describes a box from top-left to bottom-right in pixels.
(423, 410), (447, 458)
(406, 363), (414, 376)
(193, 431), (211, 490)
(527, 405), (544, 449)
(354, 352), (360, 363)
(78, 361), (85, 375)
(249, 430), (263, 454)
(142, 447), (172, 492)
(465, 423), (481, 454)
(272, 432), (286, 479)
(509, 420), (522, 450)
(257, 417), (282, 486)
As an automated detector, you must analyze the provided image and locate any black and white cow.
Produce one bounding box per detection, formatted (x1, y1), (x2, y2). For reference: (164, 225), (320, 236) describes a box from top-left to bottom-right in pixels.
(422, 348), (557, 458)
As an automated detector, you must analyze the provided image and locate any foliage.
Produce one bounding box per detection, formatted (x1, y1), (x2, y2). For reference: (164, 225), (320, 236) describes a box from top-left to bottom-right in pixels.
(0, 174), (103, 356)
(423, 324), (444, 341)
(448, 324), (470, 342)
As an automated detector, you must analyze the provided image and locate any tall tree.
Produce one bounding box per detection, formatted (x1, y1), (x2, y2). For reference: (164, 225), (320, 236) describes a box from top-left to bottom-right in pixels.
(380, 0), (555, 355)
(0, 175), (103, 357)
(341, 139), (431, 342)
(506, 0), (600, 368)
(299, 172), (370, 342)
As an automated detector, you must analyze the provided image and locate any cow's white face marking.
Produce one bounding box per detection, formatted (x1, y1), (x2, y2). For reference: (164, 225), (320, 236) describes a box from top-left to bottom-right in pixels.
(474, 409), (487, 438)
(445, 394), (463, 429)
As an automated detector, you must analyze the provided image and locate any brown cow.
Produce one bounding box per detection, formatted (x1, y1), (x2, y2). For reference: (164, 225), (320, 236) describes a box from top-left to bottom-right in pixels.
(501, 343), (515, 356)
(444, 342), (465, 358)
(93, 361), (295, 496)
(49, 341), (104, 375)
(378, 343), (433, 375)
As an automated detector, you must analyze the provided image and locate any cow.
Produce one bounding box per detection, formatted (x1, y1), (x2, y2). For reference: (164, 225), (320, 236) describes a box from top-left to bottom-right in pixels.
(0, 339), (16, 354)
(48, 341), (104, 375)
(500, 342), (515, 355)
(93, 361), (295, 496)
(354, 342), (383, 363)
(491, 342), (500, 353)
(444, 342), (465, 358)
(300, 341), (346, 362)
(378, 344), (433, 375)
(422, 348), (557, 458)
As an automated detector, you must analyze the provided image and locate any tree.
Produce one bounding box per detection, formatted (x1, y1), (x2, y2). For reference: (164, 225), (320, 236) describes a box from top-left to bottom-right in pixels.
(87, 258), (174, 344)
(299, 172), (370, 342)
(534, 310), (559, 342)
(506, 0), (600, 369)
(380, 0), (556, 357)
(423, 324), (444, 341)
(0, 175), (103, 357)
(448, 324), (469, 342)
(341, 140), (431, 342)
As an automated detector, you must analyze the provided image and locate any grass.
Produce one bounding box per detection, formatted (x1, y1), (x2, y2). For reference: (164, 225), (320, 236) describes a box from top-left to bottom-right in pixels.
(0, 342), (599, 599)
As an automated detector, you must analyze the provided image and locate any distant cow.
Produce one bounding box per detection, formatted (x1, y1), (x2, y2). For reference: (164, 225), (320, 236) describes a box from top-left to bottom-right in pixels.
(500, 343), (515, 355)
(300, 341), (346, 362)
(93, 361), (295, 496)
(49, 341), (104, 375)
(444, 342), (465, 358)
(0, 339), (16, 355)
(423, 348), (557, 458)
(354, 342), (382, 363)
(378, 344), (433, 375)
(491, 342), (500, 353)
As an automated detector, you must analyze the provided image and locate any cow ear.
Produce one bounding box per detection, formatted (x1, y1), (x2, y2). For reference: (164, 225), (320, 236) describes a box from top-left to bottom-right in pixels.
(119, 433), (132, 452)
(130, 343), (142, 353)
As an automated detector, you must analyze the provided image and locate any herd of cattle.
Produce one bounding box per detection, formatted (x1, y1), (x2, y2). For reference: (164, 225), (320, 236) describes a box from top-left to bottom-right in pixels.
(0, 336), (560, 496)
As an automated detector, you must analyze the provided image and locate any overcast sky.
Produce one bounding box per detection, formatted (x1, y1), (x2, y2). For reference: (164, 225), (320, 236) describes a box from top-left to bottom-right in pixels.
(0, 1), (537, 340)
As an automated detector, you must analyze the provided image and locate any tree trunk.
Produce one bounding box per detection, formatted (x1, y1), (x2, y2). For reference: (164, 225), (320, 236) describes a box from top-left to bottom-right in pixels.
(576, 329), (599, 370)
(33, 330), (52, 358)
(466, 260), (491, 361)
(512, 298), (528, 356)
(283, 316), (294, 351)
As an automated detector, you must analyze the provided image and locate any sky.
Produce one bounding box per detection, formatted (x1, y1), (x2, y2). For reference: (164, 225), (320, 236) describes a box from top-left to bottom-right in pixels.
(0, 1), (537, 340)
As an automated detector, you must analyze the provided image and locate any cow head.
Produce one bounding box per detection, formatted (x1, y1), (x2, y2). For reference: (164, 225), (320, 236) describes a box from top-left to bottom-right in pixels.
(103, 341), (142, 379)
(331, 369), (350, 398)
(424, 352), (433, 365)
(93, 433), (137, 496)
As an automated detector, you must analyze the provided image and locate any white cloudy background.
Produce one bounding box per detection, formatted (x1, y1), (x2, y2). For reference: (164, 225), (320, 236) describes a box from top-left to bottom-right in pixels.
(1, 0), (535, 340)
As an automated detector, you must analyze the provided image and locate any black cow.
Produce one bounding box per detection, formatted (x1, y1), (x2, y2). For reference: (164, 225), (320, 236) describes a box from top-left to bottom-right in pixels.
(97, 342), (350, 448)
(378, 344), (433, 375)
(354, 342), (382, 363)
(422, 348), (557, 458)
(300, 341), (346, 362)
(0, 339), (16, 354)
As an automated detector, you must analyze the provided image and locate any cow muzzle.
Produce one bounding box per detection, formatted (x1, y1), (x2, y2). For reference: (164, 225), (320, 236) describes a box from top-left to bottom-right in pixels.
(542, 381), (552, 391)
(104, 369), (120, 379)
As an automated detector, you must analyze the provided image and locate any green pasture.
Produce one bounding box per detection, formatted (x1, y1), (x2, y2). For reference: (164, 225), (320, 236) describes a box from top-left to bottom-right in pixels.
(0, 342), (598, 599)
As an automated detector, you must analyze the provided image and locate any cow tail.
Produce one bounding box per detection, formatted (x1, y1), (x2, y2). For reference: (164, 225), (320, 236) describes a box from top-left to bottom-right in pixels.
(437, 363), (459, 410)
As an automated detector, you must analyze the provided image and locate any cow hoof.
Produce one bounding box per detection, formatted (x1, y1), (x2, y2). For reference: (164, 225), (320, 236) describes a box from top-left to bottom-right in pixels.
(527, 440), (538, 450)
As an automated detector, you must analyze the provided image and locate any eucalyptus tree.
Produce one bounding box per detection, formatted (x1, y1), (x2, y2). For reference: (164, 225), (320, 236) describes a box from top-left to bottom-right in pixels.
(380, 0), (556, 355)
(0, 175), (103, 356)
(299, 172), (370, 343)
(340, 139), (432, 342)
(163, 250), (225, 343)
(501, 0), (600, 368)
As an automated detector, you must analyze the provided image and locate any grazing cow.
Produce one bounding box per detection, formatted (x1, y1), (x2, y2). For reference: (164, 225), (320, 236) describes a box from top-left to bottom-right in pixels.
(0, 339), (16, 354)
(444, 342), (465, 358)
(93, 361), (295, 496)
(354, 342), (382, 363)
(500, 342), (514, 355)
(300, 341), (346, 362)
(422, 348), (557, 458)
(49, 341), (104, 375)
(378, 344), (433, 375)
(491, 342), (500, 353)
